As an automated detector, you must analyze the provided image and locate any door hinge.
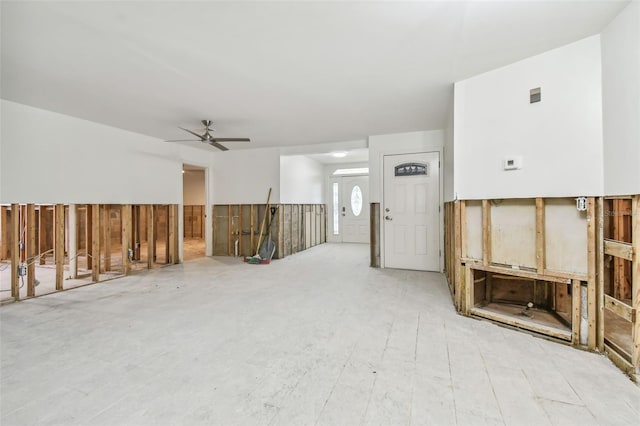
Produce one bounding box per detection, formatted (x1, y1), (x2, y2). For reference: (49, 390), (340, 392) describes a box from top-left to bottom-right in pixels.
(439, 161), (441, 168)
(439, 250), (442, 257)
(439, 205), (441, 212)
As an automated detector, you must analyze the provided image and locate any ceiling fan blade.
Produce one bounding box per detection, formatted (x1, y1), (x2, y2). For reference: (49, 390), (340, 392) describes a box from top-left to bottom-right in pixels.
(210, 138), (251, 142)
(164, 139), (200, 142)
(178, 126), (206, 140)
(209, 141), (229, 151)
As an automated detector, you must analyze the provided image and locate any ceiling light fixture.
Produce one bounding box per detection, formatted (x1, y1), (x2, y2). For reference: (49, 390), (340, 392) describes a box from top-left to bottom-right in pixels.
(331, 151), (348, 158)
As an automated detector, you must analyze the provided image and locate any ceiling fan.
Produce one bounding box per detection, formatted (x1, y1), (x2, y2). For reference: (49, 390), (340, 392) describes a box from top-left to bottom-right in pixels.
(165, 120), (250, 151)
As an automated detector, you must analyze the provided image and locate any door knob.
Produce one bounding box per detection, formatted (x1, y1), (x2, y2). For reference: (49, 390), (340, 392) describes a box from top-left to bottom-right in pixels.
(385, 216), (393, 221)
(385, 208), (390, 212)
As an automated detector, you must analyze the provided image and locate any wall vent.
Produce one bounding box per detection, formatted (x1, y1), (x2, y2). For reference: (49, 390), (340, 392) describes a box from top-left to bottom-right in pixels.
(530, 87), (541, 103)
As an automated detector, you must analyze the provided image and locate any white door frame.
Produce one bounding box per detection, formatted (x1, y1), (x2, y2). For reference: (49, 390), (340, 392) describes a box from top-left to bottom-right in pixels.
(327, 173), (370, 243)
(379, 149), (443, 271)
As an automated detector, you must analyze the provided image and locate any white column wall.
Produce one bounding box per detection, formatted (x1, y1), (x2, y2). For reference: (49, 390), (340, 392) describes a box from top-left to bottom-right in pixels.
(601, 1), (640, 196)
(453, 35), (604, 200)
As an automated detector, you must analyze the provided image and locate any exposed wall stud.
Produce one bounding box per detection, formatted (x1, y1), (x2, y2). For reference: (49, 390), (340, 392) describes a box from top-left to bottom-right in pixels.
(454, 201), (462, 310)
(587, 197), (597, 349)
(596, 197), (605, 352)
(572, 279), (581, 346)
(147, 205), (155, 269)
(55, 204), (65, 290)
(11, 204), (20, 300)
(482, 200), (491, 266)
(632, 195), (639, 374)
(68, 205), (78, 279)
(26, 204), (36, 297)
(0, 206), (8, 260)
(103, 205), (111, 271)
(121, 204), (132, 274)
(91, 204), (101, 282)
(536, 198), (545, 274)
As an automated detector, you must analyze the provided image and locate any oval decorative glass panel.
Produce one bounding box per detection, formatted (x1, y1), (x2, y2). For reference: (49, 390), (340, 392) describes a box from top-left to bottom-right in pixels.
(351, 185), (363, 216)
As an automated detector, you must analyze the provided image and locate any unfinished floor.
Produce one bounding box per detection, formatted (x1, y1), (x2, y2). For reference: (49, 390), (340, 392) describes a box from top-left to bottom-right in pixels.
(1, 244), (638, 426)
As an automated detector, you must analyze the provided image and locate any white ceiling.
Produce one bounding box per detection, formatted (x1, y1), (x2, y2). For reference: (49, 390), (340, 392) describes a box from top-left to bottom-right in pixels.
(1, 0), (628, 152)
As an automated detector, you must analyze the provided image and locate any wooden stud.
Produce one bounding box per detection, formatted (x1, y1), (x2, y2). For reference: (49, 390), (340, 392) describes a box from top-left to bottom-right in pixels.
(460, 201), (467, 259)
(279, 205), (285, 258)
(464, 264), (472, 315)
(587, 197), (597, 350)
(249, 204), (255, 255)
(164, 205), (170, 263)
(86, 205), (93, 270)
(1, 206), (9, 260)
(485, 272), (493, 304)
(572, 279), (581, 346)
(596, 197), (605, 352)
(68, 205), (78, 279)
(121, 204), (132, 274)
(19, 205), (26, 262)
(169, 204), (179, 264)
(26, 204), (36, 297)
(454, 201), (462, 311)
(38, 206), (46, 265)
(91, 204), (101, 282)
(228, 205), (233, 256)
(239, 205), (243, 256)
(133, 205), (141, 260)
(147, 205), (155, 269)
(152, 205), (158, 263)
(54, 204), (64, 291)
(103, 205), (111, 271)
(536, 198), (545, 274)
(632, 195), (639, 373)
(11, 204), (20, 300)
(482, 199), (491, 266)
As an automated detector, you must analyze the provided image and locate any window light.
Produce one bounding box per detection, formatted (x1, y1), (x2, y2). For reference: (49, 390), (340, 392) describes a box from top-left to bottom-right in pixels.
(332, 167), (369, 175)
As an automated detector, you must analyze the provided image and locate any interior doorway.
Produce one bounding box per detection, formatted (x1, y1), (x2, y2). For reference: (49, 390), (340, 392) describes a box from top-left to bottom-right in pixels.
(330, 173), (370, 243)
(183, 164), (206, 261)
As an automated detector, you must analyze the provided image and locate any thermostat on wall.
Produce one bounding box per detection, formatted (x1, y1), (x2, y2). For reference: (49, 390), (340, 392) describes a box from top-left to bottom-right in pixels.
(503, 156), (523, 170)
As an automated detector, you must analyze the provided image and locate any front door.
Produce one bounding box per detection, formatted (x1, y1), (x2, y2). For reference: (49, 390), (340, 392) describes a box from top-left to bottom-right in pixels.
(383, 152), (439, 271)
(341, 176), (369, 243)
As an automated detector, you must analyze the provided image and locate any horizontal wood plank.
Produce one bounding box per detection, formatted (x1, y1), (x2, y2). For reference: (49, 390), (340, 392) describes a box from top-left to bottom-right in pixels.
(470, 307), (572, 341)
(604, 294), (634, 322)
(604, 239), (633, 261)
(465, 261), (572, 284)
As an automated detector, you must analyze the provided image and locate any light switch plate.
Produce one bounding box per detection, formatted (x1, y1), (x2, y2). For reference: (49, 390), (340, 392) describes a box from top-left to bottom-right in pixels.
(504, 156), (523, 170)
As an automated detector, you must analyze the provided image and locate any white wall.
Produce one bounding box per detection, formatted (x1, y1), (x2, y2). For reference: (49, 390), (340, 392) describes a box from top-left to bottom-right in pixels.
(368, 130), (444, 203)
(211, 148), (281, 204)
(1, 100), (213, 204)
(183, 170), (205, 205)
(601, 1), (640, 196)
(279, 155), (324, 204)
(443, 93), (455, 202)
(454, 35), (604, 200)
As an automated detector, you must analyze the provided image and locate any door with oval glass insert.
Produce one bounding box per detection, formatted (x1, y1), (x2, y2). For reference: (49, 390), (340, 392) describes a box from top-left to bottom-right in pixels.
(341, 175), (369, 243)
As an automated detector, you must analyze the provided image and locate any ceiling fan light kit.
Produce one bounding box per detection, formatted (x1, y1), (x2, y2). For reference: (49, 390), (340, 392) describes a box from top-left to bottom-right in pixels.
(165, 120), (250, 151)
